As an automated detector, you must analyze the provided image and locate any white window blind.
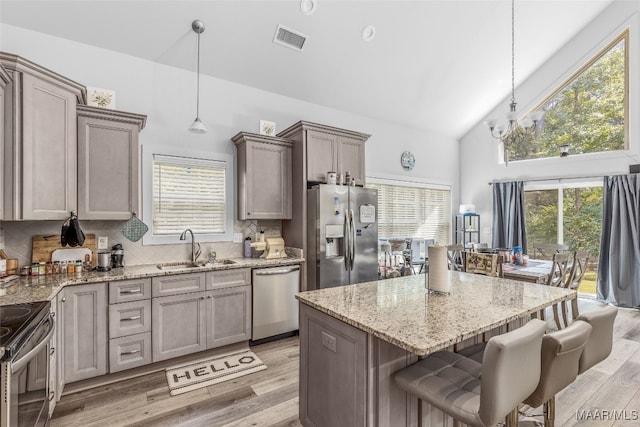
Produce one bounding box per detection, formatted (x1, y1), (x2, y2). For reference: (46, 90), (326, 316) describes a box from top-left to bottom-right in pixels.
(367, 182), (451, 244)
(153, 154), (226, 235)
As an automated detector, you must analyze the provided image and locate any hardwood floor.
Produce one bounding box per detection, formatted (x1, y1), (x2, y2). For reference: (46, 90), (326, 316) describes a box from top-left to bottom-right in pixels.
(50, 308), (640, 427)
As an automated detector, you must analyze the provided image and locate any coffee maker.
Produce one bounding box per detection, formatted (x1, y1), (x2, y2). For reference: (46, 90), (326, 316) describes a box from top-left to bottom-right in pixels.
(111, 243), (124, 268)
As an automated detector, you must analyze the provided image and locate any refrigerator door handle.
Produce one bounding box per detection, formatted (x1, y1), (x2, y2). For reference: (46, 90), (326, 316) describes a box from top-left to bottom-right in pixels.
(349, 208), (356, 270)
(343, 210), (350, 271)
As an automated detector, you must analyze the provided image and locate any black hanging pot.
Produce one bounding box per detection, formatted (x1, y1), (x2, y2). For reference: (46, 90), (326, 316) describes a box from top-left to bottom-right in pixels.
(61, 211), (86, 247)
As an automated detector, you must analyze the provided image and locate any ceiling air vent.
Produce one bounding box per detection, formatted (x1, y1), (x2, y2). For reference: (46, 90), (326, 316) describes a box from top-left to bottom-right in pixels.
(273, 24), (308, 52)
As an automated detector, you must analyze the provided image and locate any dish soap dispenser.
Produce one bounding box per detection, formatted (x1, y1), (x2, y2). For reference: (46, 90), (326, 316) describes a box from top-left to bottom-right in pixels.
(244, 237), (252, 258)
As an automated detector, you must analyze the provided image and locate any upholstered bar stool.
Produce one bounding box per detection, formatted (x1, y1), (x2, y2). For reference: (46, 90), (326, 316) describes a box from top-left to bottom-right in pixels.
(522, 320), (592, 427)
(576, 305), (618, 374)
(393, 319), (546, 427)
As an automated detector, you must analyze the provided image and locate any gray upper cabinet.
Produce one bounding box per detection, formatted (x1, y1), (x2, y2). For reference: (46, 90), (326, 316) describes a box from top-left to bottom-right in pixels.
(60, 283), (108, 383)
(77, 105), (146, 220)
(1, 52), (86, 220)
(0, 64), (10, 221)
(278, 121), (370, 186)
(232, 132), (292, 220)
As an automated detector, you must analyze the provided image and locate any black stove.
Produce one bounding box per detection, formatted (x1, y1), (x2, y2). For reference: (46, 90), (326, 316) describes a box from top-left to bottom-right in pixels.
(0, 301), (50, 361)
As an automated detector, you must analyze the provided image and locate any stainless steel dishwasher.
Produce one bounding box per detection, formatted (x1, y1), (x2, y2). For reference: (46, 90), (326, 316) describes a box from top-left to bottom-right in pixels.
(252, 265), (301, 341)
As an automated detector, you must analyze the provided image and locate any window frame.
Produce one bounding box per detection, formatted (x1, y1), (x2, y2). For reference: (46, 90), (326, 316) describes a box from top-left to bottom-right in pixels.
(507, 29), (629, 164)
(366, 176), (452, 245)
(141, 144), (234, 245)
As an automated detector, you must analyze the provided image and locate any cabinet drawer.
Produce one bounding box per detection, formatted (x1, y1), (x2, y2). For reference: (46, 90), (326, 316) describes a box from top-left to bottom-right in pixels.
(109, 332), (151, 373)
(206, 268), (250, 290)
(109, 300), (151, 338)
(109, 278), (151, 303)
(152, 273), (206, 297)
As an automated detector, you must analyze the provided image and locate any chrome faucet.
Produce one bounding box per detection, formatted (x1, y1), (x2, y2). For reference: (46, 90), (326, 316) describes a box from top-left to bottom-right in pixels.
(180, 228), (201, 264)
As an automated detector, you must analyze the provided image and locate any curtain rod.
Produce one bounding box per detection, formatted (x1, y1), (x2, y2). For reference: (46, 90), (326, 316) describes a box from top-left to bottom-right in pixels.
(488, 174), (606, 185)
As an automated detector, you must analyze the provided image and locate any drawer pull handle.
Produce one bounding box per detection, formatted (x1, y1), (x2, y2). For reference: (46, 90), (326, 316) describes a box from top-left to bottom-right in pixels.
(121, 315), (141, 321)
(121, 349), (141, 356)
(120, 289), (143, 295)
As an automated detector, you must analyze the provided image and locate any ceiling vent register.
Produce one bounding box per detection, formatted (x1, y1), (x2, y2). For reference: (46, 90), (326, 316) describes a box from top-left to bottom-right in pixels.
(273, 25), (308, 52)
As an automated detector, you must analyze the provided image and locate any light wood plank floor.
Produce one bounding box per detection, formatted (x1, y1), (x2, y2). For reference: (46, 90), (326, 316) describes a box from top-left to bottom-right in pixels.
(50, 308), (640, 427)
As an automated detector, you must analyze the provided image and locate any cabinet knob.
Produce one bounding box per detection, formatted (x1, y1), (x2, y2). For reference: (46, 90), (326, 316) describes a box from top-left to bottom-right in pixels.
(200, 296), (205, 299)
(50, 347), (55, 356)
(207, 295), (212, 299)
(49, 391), (55, 401)
(61, 297), (66, 303)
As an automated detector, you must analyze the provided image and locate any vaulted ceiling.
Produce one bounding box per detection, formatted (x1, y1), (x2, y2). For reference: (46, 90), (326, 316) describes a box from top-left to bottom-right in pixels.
(0, 0), (615, 139)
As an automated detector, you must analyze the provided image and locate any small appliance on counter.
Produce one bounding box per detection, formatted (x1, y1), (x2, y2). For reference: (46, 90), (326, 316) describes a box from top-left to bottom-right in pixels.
(97, 252), (111, 271)
(263, 237), (287, 259)
(111, 243), (124, 268)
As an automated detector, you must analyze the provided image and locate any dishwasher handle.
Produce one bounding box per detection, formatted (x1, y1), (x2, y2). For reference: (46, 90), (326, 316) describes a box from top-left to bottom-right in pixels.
(254, 266), (300, 276)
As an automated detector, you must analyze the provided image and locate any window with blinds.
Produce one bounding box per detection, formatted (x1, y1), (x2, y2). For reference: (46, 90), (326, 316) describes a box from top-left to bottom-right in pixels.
(367, 182), (451, 244)
(152, 154), (227, 235)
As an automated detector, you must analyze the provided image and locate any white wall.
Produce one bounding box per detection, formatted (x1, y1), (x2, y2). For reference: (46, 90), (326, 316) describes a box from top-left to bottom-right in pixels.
(0, 24), (458, 261)
(459, 1), (640, 243)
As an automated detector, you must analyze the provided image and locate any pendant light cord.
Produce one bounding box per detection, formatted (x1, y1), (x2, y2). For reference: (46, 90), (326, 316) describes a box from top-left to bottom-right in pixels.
(511, 0), (515, 105)
(196, 30), (201, 118)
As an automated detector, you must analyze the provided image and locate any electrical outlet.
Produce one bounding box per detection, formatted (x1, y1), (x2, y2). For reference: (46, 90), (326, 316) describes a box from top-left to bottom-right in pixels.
(97, 236), (109, 250)
(322, 331), (337, 352)
(233, 233), (243, 243)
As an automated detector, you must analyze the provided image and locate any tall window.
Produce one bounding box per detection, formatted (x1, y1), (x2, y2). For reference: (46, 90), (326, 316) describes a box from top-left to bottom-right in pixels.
(525, 183), (602, 294)
(367, 181), (451, 244)
(511, 31), (627, 162)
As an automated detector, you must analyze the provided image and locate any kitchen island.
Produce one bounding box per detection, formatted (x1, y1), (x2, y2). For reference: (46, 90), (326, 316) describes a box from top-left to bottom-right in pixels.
(296, 272), (575, 427)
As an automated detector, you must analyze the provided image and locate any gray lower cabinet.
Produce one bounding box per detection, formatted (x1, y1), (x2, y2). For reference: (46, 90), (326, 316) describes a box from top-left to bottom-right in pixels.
(61, 283), (108, 383)
(299, 303), (368, 427)
(207, 285), (252, 348)
(108, 278), (152, 372)
(152, 291), (208, 362)
(152, 269), (252, 362)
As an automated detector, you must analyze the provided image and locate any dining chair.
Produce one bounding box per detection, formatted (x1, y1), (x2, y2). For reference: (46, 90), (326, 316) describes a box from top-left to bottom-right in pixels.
(393, 319), (546, 427)
(464, 252), (504, 278)
(559, 250), (589, 325)
(446, 244), (464, 271)
(544, 252), (573, 330)
(533, 243), (570, 260)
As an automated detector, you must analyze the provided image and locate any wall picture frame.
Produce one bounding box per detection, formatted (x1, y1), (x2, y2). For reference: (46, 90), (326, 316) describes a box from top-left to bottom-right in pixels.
(259, 120), (276, 136)
(87, 87), (116, 109)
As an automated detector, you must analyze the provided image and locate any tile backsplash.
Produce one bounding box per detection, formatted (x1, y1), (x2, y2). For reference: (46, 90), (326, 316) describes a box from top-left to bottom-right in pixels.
(0, 219), (282, 268)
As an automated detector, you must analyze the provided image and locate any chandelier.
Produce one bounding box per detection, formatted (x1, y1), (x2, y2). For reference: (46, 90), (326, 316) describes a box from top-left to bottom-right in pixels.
(485, 0), (544, 166)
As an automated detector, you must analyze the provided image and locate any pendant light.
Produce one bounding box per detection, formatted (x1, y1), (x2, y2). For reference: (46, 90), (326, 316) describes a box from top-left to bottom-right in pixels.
(189, 19), (206, 134)
(484, 0), (544, 166)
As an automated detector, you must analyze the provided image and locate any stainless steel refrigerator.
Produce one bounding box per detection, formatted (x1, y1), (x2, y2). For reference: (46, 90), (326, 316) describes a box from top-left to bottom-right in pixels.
(307, 184), (378, 289)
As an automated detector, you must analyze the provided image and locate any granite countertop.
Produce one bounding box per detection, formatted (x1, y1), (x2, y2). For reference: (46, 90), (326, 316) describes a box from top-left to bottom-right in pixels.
(0, 250), (304, 306)
(296, 271), (576, 356)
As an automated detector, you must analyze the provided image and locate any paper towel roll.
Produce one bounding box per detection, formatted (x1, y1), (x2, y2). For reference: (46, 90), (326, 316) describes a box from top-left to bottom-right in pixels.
(428, 245), (451, 294)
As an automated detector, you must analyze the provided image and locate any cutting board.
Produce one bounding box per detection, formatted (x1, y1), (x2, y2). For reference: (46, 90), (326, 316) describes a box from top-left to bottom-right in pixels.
(32, 234), (97, 267)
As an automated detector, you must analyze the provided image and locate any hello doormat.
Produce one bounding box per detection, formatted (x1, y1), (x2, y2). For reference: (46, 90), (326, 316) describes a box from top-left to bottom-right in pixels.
(165, 350), (267, 396)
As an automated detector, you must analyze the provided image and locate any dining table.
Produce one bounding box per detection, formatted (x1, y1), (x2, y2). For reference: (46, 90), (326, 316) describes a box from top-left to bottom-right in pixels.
(502, 259), (553, 284)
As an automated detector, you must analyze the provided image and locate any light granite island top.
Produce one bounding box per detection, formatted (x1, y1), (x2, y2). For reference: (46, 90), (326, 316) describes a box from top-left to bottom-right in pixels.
(296, 271), (576, 427)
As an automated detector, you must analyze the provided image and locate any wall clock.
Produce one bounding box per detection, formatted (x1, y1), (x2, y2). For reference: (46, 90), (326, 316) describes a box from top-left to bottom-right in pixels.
(400, 151), (415, 171)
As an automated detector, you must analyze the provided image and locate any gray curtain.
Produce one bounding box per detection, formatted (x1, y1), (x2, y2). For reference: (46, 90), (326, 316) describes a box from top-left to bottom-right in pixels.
(491, 181), (527, 253)
(598, 174), (640, 308)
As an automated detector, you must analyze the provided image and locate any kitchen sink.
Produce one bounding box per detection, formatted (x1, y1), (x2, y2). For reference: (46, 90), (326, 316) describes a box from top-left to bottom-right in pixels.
(213, 259), (236, 265)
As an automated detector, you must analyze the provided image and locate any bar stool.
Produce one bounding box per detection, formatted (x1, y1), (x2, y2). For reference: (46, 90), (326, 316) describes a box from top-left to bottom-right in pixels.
(523, 320), (592, 427)
(393, 319), (546, 427)
(576, 305), (618, 374)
